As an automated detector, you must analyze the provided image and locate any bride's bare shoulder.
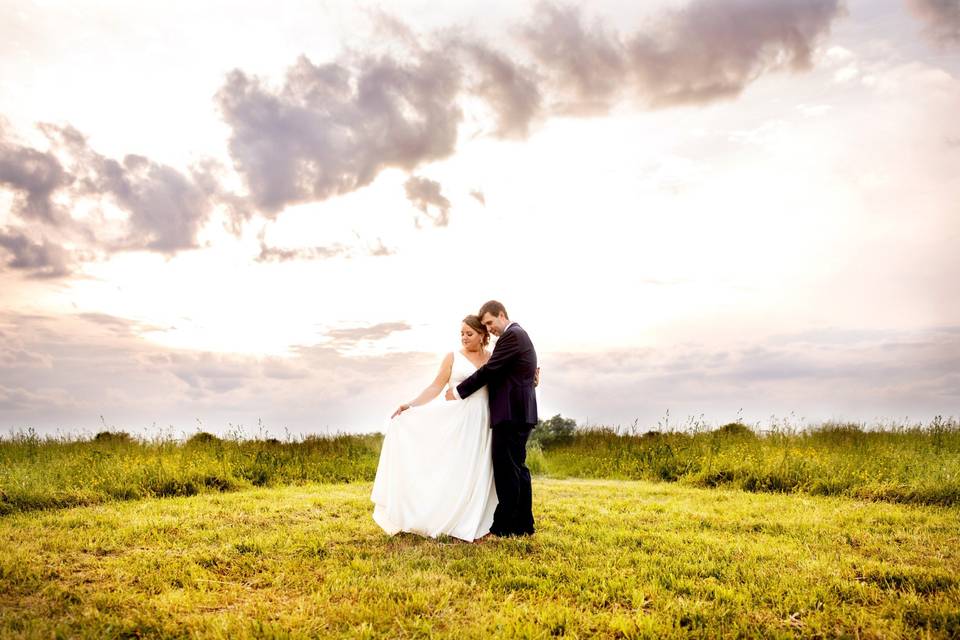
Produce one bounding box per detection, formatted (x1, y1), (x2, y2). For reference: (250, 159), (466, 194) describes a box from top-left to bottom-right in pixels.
(429, 353), (456, 385)
(434, 352), (454, 371)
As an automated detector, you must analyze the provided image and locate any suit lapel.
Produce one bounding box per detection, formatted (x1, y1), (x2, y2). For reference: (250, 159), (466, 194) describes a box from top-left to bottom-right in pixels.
(496, 324), (516, 350)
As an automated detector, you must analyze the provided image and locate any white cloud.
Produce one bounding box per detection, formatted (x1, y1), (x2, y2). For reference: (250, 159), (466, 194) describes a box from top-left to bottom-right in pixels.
(833, 64), (861, 83)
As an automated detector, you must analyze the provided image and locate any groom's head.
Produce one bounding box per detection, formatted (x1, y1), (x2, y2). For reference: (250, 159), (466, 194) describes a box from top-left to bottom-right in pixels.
(478, 300), (509, 336)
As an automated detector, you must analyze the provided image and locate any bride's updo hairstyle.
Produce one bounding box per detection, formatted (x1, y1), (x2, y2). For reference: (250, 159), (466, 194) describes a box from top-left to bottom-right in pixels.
(463, 314), (490, 347)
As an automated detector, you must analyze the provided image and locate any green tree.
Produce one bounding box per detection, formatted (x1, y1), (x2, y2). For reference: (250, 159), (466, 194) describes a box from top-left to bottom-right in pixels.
(529, 414), (577, 449)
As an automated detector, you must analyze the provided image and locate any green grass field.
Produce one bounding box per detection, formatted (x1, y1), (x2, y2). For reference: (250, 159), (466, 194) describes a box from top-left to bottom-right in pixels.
(0, 431), (382, 515)
(2, 479), (958, 638)
(2, 421), (958, 637)
(3, 418), (958, 515)
(537, 418), (960, 507)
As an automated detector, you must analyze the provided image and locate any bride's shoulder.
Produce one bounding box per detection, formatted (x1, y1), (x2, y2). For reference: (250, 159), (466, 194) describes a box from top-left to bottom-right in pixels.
(436, 352), (455, 374)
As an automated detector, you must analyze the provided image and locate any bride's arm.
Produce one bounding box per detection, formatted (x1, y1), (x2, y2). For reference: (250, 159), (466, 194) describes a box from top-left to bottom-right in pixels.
(391, 352), (455, 418)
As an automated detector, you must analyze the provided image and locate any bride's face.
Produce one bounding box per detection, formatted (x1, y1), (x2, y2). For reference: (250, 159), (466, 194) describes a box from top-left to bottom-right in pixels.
(460, 323), (483, 351)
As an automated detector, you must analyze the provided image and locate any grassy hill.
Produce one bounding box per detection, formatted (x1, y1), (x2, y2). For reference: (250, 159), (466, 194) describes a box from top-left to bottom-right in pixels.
(2, 478), (958, 638)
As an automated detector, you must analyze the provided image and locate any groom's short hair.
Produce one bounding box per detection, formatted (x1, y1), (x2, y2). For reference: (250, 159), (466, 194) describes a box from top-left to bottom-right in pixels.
(479, 300), (508, 319)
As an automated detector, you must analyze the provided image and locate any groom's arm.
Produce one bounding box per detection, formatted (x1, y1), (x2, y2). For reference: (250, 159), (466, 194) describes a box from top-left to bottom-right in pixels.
(455, 330), (521, 400)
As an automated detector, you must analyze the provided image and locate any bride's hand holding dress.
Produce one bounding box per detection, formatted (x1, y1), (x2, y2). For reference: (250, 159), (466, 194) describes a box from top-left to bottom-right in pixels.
(391, 353), (454, 418)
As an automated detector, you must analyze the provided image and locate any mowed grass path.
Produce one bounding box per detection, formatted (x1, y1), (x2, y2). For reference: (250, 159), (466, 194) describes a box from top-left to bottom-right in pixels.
(2, 479), (959, 639)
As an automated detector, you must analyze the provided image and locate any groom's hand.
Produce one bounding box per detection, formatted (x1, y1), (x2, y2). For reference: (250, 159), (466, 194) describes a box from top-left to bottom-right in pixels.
(444, 388), (455, 401)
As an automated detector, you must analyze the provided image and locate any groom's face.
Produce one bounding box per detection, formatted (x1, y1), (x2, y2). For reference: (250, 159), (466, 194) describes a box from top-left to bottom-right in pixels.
(481, 312), (509, 337)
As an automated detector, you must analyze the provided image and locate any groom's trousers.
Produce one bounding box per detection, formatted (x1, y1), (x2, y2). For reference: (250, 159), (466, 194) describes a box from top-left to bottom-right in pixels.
(490, 422), (535, 536)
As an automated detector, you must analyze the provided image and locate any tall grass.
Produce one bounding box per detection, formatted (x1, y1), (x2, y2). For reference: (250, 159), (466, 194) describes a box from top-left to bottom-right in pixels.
(542, 416), (960, 506)
(3, 416), (959, 515)
(0, 429), (383, 515)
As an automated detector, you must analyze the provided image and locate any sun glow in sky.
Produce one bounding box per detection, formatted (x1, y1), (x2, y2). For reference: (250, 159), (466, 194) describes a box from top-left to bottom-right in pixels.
(1, 0), (958, 436)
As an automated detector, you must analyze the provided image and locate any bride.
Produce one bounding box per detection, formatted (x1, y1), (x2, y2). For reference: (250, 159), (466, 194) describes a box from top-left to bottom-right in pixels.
(370, 315), (497, 542)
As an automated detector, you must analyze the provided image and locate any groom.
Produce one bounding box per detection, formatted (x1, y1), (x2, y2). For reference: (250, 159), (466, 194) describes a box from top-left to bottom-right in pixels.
(446, 300), (538, 537)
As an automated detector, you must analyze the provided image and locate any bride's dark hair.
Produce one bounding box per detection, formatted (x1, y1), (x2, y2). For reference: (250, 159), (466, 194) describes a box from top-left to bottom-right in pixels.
(463, 314), (490, 347)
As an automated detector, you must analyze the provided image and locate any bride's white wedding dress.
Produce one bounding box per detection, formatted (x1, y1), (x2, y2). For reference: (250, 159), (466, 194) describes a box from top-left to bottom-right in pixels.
(371, 350), (498, 541)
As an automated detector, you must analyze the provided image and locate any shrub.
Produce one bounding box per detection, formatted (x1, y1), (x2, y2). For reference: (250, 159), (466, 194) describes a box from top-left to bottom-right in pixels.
(526, 442), (548, 476)
(529, 414), (577, 449)
(714, 423), (755, 438)
(93, 431), (134, 444)
(186, 431), (221, 446)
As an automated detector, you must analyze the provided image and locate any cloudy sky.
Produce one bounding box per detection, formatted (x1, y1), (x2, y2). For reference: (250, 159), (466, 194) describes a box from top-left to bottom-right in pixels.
(1, 0), (958, 437)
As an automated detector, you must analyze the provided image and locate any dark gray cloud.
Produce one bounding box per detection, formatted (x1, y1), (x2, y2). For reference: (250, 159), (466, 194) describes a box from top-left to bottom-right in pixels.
(403, 176), (451, 227)
(629, 0), (843, 107)
(215, 52), (462, 216)
(40, 123), (217, 254)
(326, 322), (412, 343)
(0, 123), (225, 278)
(213, 1), (844, 225)
(256, 242), (350, 263)
(108, 158), (212, 253)
(522, 3), (628, 114)
(0, 1), (848, 273)
(255, 229), (394, 262)
(254, 225), (351, 262)
(0, 127), (73, 225)
(906, 0), (960, 46)
(463, 44), (543, 138)
(0, 228), (71, 278)
(525, 0), (844, 111)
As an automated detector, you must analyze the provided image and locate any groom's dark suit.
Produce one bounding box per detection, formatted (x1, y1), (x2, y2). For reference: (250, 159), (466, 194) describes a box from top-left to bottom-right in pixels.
(456, 322), (538, 536)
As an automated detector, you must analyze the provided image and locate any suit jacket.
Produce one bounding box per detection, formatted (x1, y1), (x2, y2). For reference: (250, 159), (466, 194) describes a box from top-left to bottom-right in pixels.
(457, 323), (538, 428)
